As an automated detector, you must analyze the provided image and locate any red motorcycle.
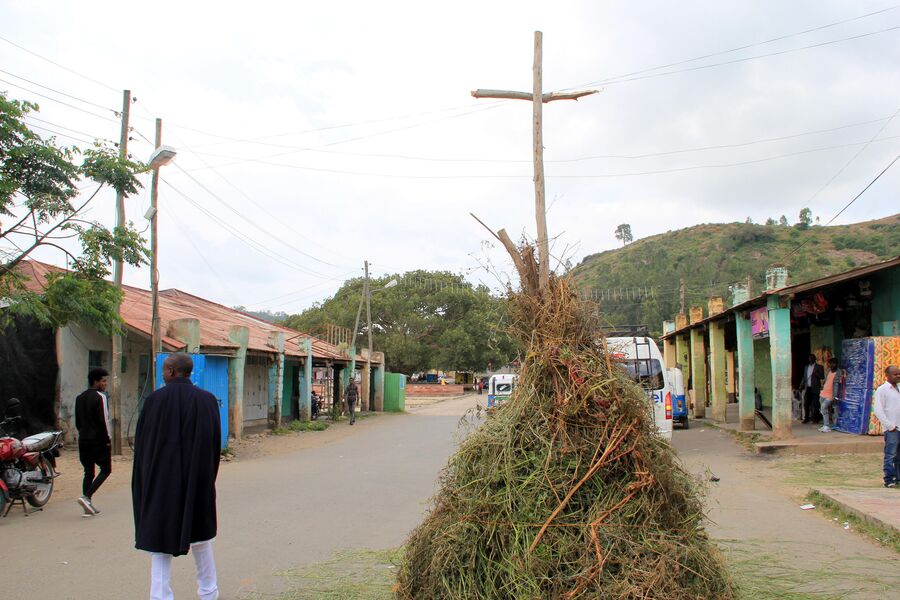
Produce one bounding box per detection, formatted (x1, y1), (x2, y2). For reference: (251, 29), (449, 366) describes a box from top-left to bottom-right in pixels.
(0, 415), (62, 516)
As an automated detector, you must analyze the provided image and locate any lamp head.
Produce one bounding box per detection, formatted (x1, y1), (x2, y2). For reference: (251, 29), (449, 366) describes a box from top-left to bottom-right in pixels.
(148, 145), (177, 169)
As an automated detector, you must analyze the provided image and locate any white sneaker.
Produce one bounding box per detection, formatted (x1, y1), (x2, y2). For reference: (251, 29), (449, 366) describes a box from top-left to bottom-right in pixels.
(821, 426), (832, 433)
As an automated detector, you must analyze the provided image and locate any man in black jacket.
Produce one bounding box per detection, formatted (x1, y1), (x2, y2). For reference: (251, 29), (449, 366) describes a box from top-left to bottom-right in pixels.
(133, 353), (220, 600)
(345, 378), (359, 425)
(75, 368), (111, 516)
(799, 354), (826, 424)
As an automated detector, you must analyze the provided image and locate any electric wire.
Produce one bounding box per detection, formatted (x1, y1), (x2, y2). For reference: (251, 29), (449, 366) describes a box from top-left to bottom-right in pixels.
(24, 123), (98, 145)
(178, 133), (900, 180)
(0, 68), (118, 111)
(25, 115), (114, 143)
(586, 25), (900, 88)
(0, 77), (120, 122)
(784, 152), (900, 259)
(0, 34), (120, 92)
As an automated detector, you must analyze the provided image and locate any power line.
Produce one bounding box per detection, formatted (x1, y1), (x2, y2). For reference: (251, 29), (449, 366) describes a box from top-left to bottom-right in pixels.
(0, 68), (117, 111)
(172, 163), (348, 274)
(567, 6), (900, 89)
(0, 77), (120, 122)
(188, 113), (898, 165)
(590, 25), (900, 88)
(177, 133), (900, 181)
(25, 115), (114, 143)
(0, 34), (119, 92)
(785, 152), (900, 259)
(24, 123), (97, 145)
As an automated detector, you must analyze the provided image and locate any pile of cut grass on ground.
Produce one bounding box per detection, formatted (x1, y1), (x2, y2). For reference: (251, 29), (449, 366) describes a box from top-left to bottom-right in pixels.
(395, 274), (734, 599)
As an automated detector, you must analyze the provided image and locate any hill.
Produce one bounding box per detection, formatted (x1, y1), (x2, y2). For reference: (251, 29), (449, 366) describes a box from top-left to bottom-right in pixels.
(571, 214), (899, 336)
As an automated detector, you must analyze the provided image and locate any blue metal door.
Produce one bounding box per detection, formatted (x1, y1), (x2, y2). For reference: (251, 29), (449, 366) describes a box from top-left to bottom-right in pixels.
(155, 353), (230, 448)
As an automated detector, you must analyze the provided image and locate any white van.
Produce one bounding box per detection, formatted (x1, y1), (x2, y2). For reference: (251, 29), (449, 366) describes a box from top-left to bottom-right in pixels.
(487, 373), (517, 408)
(605, 336), (673, 440)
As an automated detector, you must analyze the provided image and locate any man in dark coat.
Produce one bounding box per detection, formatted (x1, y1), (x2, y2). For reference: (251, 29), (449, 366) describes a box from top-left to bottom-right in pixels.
(132, 353), (221, 600)
(345, 378), (359, 425)
(799, 353), (826, 424)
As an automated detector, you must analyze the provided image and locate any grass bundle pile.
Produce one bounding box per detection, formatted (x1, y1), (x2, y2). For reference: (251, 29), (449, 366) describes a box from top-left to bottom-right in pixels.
(395, 275), (733, 599)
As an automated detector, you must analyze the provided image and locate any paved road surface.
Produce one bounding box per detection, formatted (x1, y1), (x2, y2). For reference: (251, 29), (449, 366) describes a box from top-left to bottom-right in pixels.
(0, 395), (476, 599)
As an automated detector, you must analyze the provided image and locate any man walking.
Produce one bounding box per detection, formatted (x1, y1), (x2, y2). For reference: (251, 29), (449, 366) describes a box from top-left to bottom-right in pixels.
(133, 353), (221, 600)
(873, 365), (900, 488)
(75, 368), (111, 516)
(345, 377), (359, 425)
(799, 354), (825, 424)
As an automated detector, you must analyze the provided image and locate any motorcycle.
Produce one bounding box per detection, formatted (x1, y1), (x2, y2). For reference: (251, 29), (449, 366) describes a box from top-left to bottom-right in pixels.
(0, 414), (62, 517)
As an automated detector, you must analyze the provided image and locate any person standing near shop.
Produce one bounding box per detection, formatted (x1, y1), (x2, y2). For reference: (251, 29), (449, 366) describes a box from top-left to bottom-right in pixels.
(75, 368), (111, 516)
(799, 354), (825, 424)
(818, 358), (841, 433)
(873, 365), (900, 488)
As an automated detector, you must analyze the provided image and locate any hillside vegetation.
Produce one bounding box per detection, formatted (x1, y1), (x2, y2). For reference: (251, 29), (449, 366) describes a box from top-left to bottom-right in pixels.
(571, 214), (899, 336)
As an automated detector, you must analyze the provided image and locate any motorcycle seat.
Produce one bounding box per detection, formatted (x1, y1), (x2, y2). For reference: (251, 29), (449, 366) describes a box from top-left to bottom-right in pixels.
(21, 432), (61, 452)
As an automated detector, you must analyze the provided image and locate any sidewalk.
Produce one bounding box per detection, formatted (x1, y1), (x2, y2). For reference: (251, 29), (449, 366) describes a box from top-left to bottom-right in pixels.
(697, 403), (884, 456)
(814, 487), (900, 535)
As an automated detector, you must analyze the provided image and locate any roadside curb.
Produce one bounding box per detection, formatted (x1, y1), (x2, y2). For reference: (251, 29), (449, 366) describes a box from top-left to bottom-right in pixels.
(813, 488), (900, 536)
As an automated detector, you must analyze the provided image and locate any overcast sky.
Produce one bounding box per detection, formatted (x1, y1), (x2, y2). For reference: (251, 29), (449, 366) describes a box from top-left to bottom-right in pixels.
(3, 1), (899, 314)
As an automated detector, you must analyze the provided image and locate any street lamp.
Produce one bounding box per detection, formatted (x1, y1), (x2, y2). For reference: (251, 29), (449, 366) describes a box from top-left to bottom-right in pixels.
(147, 123), (176, 390)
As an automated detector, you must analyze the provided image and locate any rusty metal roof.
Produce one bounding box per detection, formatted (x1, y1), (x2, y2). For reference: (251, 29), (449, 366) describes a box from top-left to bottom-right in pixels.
(662, 255), (900, 340)
(14, 260), (362, 363)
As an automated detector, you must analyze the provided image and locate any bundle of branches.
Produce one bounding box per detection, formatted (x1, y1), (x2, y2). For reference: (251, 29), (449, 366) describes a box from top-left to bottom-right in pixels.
(395, 267), (733, 598)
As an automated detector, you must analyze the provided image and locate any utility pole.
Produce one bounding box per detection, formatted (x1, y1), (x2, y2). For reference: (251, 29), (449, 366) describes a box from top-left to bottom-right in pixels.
(150, 118), (162, 391)
(365, 260), (373, 412)
(473, 32), (597, 291)
(346, 266), (365, 418)
(679, 278), (686, 315)
(109, 89), (131, 455)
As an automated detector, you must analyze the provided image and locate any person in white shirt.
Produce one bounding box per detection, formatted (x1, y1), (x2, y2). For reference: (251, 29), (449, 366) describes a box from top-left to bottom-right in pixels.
(873, 365), (900, 488)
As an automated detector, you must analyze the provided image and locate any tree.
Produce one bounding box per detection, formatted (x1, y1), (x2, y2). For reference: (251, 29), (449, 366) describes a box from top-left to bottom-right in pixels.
(765, 217), (776, 226)
(745, 216), (753, 224)
(0, 93), (149, 334)
(796, 207), (812, 230)
(283, 270), (517, 374)
(779, 215), (788, 226)
(614, 223), (633, 246)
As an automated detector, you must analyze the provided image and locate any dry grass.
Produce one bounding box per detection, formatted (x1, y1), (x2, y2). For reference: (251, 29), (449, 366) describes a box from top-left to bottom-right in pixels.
(394, 276), (734, 599)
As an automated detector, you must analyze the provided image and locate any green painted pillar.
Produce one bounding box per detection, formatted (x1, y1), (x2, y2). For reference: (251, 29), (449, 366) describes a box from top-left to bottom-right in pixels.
(675, 334), (691, 390)
(735, 311), (756, 431)
(709, 321), (727, 422)
(373, 351), (385, 412)
(690, 328), (707, 419)
(227, 325), (249, 440)
(299, 337), (312, 421)
(268, 331), (285, 429)
(768, 295), (793, 439)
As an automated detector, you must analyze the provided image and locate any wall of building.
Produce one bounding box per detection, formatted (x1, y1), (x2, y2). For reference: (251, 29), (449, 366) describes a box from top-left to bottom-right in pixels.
(871, 268), (900, 336)
(753, 338), (772, 409)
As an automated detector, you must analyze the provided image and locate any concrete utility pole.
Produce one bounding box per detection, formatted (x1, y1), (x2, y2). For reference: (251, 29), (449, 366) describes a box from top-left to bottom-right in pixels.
(110, 89), (131, 455)
(679, 278), (686, 315)
(365, 260), (373, 412)
(472, 31), (597, 291)
(150, 118), (162, 391)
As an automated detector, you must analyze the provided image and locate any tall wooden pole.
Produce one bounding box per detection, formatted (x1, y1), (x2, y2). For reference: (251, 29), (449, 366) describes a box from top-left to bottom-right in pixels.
(150, 118), (162, 391)
(365, 260), (373, 412)
(471, 33), (598, 292)
(532, 31), (549, 290)
(110, 89), (131, 455)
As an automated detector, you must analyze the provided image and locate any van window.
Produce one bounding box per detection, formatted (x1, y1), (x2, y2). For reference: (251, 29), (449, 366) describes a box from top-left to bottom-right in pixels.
(620, 359), (664, 390)
(495, 382), (513, 394)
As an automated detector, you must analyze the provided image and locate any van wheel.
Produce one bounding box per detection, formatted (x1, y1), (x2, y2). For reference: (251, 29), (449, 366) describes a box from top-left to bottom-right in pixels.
(682, 417), (689, 430)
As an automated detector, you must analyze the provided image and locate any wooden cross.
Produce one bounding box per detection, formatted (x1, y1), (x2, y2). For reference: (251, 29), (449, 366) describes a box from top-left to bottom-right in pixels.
(473, 31), (598, 290)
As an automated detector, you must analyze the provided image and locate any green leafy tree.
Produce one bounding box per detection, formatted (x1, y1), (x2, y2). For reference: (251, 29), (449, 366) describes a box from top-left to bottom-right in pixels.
(283, 270), (517, 374)
(796, 207), (812, 230)
(779, 215), (788, 226)
(765, 217), (776, 226)
(0, 92), (149, 334)
(614, 223), (633, 246)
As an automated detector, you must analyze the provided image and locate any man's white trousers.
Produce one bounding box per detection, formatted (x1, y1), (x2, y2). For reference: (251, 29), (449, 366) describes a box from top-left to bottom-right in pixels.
(149, 539), (218, 600)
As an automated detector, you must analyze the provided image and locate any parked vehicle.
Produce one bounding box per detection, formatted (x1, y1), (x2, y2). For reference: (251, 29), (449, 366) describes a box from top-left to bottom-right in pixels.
(487, 374), (517, 409)
(606, 336), (674, 440)
(666, 366), (689, 428)
(0, 414), (62, 516)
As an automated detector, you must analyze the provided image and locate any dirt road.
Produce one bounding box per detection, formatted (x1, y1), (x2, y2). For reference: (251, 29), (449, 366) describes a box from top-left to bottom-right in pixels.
(0, 394), (478, 599)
